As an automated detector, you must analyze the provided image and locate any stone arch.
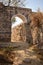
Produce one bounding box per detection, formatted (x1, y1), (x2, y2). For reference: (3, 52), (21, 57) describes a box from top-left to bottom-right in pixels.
(11, 14), (27, 42)
(11, 14), (27, 23)
(0, 2), (32, 42)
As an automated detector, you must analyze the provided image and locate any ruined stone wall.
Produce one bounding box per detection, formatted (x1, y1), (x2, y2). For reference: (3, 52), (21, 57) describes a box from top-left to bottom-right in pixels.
(0, 3), (11, 42)
(0, 2), (32, 42)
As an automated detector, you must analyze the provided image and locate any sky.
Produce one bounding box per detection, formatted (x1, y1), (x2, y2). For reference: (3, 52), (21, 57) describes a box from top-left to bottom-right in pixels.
(25, 0), (43, 12)
(12, 17), (23, 28)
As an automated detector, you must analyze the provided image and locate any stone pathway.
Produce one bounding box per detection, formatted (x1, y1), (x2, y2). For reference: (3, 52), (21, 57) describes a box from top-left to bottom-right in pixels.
(0, 44), (43, 65)
(12, 45), (43, 65)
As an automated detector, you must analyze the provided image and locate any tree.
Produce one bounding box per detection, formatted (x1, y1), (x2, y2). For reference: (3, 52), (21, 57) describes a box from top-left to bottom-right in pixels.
(30, 11), (43, 44)
(2, 0), (26, 7)
(11, 17), (16, 24)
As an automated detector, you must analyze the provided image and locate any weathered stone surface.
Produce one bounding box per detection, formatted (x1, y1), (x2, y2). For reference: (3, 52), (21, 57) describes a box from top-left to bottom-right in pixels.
(0, 3), (11, 42)
(23, 58), (31, 63)
(0, 54), (13, 64)
(0, 2), (32, 42)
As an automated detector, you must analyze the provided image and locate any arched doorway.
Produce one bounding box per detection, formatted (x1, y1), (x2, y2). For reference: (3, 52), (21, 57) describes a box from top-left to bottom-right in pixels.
(11, 14), (27, 42)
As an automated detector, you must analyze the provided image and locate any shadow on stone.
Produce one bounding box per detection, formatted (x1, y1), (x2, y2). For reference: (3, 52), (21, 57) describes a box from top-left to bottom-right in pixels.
(19, 58), (43, 65)
(0, 54), (13, 64)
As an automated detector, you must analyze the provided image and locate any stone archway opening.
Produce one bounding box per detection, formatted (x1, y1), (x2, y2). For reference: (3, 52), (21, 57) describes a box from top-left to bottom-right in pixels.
(11, 14), (27, 42)
(11, 16), (23, 28)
